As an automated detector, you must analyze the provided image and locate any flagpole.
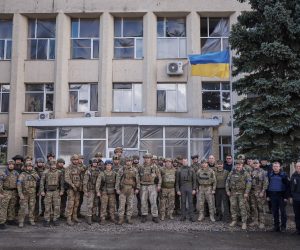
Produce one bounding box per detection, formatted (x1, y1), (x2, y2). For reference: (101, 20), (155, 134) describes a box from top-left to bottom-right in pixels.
(229, 49), (235, 158)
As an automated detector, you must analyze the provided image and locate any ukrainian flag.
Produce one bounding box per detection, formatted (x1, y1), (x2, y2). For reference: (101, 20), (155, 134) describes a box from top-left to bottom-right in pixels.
(188, 50), (230, 78)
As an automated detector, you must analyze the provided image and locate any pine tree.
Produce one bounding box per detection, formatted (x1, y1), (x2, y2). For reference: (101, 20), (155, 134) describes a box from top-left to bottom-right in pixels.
(230, 0), (300, 163)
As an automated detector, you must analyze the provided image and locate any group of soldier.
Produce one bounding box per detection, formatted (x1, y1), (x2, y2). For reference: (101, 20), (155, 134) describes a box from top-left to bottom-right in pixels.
(0, 147), (300, 235)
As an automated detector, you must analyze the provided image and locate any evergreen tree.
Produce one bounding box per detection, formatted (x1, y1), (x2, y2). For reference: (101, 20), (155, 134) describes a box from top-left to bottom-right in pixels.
(230, 0), (300, 162)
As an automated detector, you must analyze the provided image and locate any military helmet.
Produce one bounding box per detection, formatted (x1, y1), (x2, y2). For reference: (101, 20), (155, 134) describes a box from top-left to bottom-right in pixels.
(91, 158), (98, 164)
(143, 153), (153, 159)
(78, 154), (84, 159)
(216, 160), (223, 165)
(164, 158), (172, 162)
(57, 158), (65, 164)
(191, 154), (199, 160)
(49, 160), (57, 166)
(152, 155), (158, 160)
(25, 155), (33, 161)
(125, 156), (133, 161)
(235, 159), (244, 165)
(36, 158), (45, 163)
(105, 159), (113, 165)
(114, 147), (123, 154)
(47, 152), (55, 158)
(70, 154), (79, 161)
(7, 159), (15, 165)
(94, 152), (103, 158)
(24, 162), (33, 167)
(237, 154), (246, 160)
(200, 159), (208, 164)
(132, 155), (140, 160)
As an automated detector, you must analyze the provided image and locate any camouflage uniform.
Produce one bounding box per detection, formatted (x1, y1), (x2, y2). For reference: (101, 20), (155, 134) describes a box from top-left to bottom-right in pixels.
(139, 159), (162, 220)
(159, 163), (176, 220)
(115, 163), (140, 224)
(96, 169), (116, 223)
(34, 160), (45, 218)
(226, 168), (252, 225)
(40, 165), (64, 223)
(56, 158), (67, 218)
(17, 166), (40, 226)
(0, 165), (19, 225)
(196, 167), (216, 221)
(64, 156), (84, 225)
(83, 165), (101, 222)
(250, 167), (268, 226)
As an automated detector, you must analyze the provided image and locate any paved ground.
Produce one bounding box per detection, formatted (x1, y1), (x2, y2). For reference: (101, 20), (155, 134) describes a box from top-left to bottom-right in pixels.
(0, 229), (299, 250)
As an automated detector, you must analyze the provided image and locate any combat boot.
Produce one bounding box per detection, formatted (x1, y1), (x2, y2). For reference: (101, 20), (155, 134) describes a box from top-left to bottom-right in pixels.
(29, 220), (36, 226)
(43, 221), (50, 227)
(0, 223), (6, 230)
(210, 215), (216, 222)
(141, 215), (147, 223)
(73, 215), (81, 223)
(127, 217), (133, 225)
(229, 221), (237, 227)
(160, 215), (165, 221)
(53, 220), (59, 227)
(152, 217), (159, 223)
(249, 220), (258, 227)
(242, 223), (247, 230)
(99, 218), (106, 225)
(67, 217), (74, 226)
(169, 214), (174, 220)
(86, 216), (92, 225)
(198, 213), (204, 222)
(92, 214), (98, 222)
(117, 217), (124, 225)
(7, 220), (17, 226)
(18, 222), (24, 228)
(110, 217), (116, 223)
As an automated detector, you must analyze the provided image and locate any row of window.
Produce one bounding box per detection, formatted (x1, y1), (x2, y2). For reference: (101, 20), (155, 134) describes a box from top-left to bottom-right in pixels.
(0, 17), (229, 60)
(0, 82), (231, 113)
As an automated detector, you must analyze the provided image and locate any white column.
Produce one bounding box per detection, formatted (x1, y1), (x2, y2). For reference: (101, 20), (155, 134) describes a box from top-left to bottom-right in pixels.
(143, 12), (157, 116)
(54, 12), (70, 118)
(7, 14), (27, 159)
(99, 12), (114, 116)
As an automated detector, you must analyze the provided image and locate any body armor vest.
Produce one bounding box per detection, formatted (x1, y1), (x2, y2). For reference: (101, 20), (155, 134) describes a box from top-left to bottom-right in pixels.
(3, 170), (18, 189)
(161, 167), (176, 188)
(46, 170), (60, 191)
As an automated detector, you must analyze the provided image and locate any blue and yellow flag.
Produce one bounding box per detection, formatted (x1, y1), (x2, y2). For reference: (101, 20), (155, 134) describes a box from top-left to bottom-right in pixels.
(188, 50), (230, 78)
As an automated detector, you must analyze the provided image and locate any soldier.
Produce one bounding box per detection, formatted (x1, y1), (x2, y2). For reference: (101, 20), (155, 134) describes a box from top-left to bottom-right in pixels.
(46, 153), (56, 168)
(112, 156), (122, 173)
(0, 160), (19, 229)
(132, 155), (142, 216)
(96, 160), (117, 224)
(56, 158), (67, 218)
(215, 160), (230, 222)
(40, 160), (64, 227)
(208, 155), (216, 169)
(115, 156), (140, 225)
(191, 155), (200, 212)
(158, 156), (165, 169)
(34, 158), (46, 220)
(174, 157), (182, 215)
(83, 158), (101, 225)
(17, 162), (40, 228)
(226, 160), (252, 230)
(95, 152), (105, 171)
(139, 153), (161, 223)
(152, 155), (159, 166)
(64, 154), (84, 226)
(24, 156), (33, 165)
(224, 155), (233, 172)
(176, 157), (197, 222)
(196, 160), (216, 222)
(78, 154), (87, 218)
(12, 155), (24, 174)
(114, 147), (125, 166)
(159, 158), (176, 220)
(249, 159), (268, 229)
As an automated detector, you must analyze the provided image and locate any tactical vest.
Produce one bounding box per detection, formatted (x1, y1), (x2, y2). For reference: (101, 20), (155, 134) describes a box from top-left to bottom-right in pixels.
(268, 172), (286, 192)
(215, 169), (228, 189)
(121, 167), (136, 187)
(197, 169), (214, 185)
(229, 170), (246, 191)
(180, 167), (193, 184)
(23, 172), (37, 193)
(46, 170), (60, 191)
(161, 168), (176, 189)
(87, 168), (100, 191)
(3, 170), (18, 190)
(251, 169), (265, 190)
(140, 165), (156, 184)
(70, 166), (82, 188)
(103, 171), (116, 194)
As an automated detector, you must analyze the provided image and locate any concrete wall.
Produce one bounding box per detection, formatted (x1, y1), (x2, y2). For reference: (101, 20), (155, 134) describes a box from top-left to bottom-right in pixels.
(0, 0), (251, 159)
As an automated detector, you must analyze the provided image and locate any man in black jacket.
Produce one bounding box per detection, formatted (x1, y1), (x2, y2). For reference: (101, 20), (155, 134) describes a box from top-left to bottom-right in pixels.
(290, 162), (300, 235)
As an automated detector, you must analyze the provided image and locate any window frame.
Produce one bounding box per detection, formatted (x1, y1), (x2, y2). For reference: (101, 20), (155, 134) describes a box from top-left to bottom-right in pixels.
(25, 83), (54, 113)
(112, 83), (143, 112)
(0, 84), (10, 113)
(200, 17), (229, 53)
(157, 17), (187, 59)
(68, 83), (98, 112)
(114, 17), (143, 59)
(71, 18), (100, 60)
(157, 83), (187, 112)
(202, 82), (231, 111)
(219, 136), (232, 161)
(28, 19), (56, 60)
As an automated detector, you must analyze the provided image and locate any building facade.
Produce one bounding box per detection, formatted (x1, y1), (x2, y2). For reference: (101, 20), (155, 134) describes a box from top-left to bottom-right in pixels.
(0, 0), (250, 164)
